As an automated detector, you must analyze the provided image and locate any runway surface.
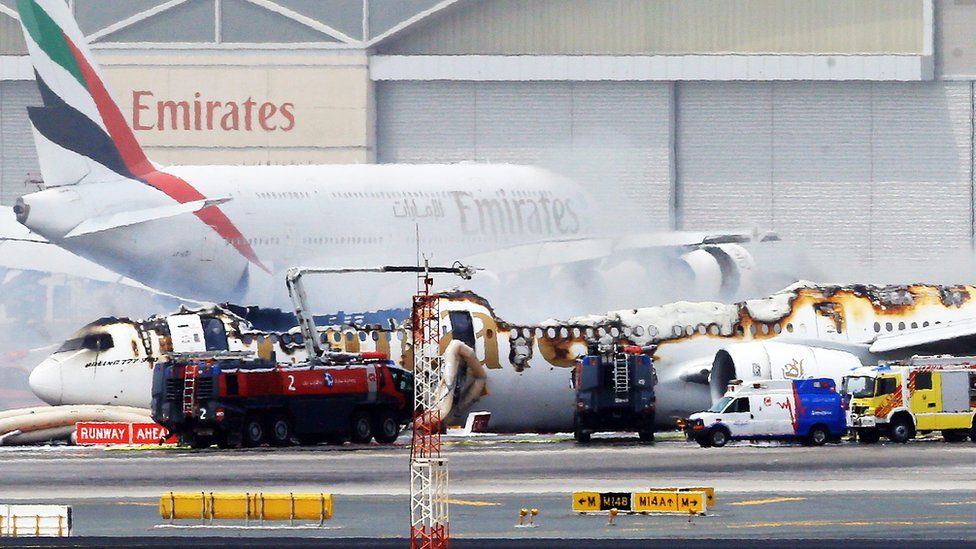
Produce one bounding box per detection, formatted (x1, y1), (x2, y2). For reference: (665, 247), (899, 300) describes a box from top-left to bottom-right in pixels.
(1, 432), (975, 543)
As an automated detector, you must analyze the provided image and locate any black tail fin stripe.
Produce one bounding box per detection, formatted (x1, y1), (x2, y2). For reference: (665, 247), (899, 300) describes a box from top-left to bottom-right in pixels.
(28, 74), (135, 181)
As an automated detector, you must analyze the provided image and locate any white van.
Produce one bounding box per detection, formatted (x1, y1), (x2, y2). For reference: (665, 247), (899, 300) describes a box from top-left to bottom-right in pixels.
(682, 378), (845, 447)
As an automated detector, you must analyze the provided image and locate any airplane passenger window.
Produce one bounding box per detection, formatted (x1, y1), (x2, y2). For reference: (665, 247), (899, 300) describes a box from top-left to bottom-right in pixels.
(573, 327), (582, 338)
(547, 327), (556, 338)
(885, 322), (893, 332)
(873, 322), (881, 333)
(560, 327), (569, 338)
(708, 324), (720, 336)
(633, 326), (644, 337)
(760, 324), (769, 335)
(898, 322), (905, 331)
(749, 325), (757, 336)
(647, 326), (658, 337)
(610, 327), (620, 337)
(773, 323), (781, 334)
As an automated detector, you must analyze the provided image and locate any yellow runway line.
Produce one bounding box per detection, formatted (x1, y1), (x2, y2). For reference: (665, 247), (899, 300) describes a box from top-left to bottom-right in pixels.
(445, 499), (501, 507)
(729, 497), (806, 506)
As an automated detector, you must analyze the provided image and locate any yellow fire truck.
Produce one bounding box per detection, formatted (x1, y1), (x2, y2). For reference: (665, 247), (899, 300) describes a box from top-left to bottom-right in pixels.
(843, 356), (976, 443)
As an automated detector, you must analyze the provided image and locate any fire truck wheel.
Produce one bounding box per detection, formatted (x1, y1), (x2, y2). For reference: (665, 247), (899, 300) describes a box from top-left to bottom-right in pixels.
(270, 415), (293, 447)
(350, 411), (373, 443)
(888, 416), (915, 443)
(806, 425), (829, 446)
(243, 416), (266, 447)
(373, 411), (401, 444)
(638, 430), (655, 442)
(708, 427), (729, 448)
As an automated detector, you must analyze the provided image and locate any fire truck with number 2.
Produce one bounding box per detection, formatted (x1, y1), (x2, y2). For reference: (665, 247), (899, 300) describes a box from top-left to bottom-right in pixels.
(151, 351), (413, 448)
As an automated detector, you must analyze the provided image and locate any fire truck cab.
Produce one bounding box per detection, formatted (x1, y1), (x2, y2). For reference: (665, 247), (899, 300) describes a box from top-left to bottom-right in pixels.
(844, 356), (976, 443)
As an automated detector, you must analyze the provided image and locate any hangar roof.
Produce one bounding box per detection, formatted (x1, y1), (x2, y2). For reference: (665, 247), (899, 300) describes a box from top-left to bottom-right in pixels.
(0, 0), (458, 52)
(2, 0), (926, 55)
(378, 0), (925, 55)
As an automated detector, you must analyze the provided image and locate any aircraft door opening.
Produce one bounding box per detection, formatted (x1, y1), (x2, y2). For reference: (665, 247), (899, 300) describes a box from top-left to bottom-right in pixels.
(449, 311), (477, 350)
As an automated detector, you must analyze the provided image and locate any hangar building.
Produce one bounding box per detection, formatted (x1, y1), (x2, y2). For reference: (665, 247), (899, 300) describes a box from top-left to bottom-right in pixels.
(1, 0), (974, 269)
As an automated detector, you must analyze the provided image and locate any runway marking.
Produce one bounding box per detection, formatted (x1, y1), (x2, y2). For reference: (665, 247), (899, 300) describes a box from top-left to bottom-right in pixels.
(110, 502), (157, 506)
(729, 519), (973, 529)
(939, 501), (976, 506)
(729, 497), (806, 506)
(445, 499), (501, 507)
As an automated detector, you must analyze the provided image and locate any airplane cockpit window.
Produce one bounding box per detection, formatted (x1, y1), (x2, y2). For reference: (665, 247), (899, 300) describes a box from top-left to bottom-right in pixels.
(202, 318), (229, 352)
(57, 333), (114, 353)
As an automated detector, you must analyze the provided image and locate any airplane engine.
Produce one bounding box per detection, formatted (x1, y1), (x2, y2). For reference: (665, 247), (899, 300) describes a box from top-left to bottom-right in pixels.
(678, 243), (756, 300)
(709, 342), (862, 401)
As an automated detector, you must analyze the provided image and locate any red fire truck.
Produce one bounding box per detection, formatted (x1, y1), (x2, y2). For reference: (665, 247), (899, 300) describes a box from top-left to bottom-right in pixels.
(151, 351), (414, 448)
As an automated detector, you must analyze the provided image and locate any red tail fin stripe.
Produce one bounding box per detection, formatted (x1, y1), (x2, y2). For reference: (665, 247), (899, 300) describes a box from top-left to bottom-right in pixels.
(65, 34), (152, 177)
(65, 34), (269, 274)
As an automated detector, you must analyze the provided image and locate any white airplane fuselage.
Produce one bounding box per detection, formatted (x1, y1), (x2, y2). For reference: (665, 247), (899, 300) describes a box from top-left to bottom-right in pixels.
(19, 164), (589, 305)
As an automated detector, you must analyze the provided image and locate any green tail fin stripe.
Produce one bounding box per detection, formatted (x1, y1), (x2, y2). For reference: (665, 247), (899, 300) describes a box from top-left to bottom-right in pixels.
(17, 0), (87, 89)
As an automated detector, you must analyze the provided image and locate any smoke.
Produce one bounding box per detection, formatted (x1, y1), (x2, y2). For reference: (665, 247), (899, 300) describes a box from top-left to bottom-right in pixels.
(0, 269), (189, 411)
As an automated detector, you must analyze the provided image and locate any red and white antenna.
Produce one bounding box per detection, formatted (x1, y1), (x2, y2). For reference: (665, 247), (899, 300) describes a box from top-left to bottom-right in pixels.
(410, 257), (449, 549)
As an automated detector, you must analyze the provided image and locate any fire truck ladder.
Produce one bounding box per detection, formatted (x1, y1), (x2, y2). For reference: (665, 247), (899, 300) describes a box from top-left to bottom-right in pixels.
(613, 354), (630, 403)
(182, 364), (197, 416)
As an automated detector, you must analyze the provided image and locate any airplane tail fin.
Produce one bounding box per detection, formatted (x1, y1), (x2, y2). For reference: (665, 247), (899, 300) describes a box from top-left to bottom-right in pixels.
(17, 0), (153, 186)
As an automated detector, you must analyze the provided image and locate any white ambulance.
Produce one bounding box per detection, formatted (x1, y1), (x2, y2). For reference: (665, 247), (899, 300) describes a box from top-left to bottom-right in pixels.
(683, 378), (846, 447)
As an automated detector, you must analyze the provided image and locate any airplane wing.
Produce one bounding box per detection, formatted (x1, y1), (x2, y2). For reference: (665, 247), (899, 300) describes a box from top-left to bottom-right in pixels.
(461, 229), (779, 272)
(0, 206), (159, 289)
(869, 318), (976, 353)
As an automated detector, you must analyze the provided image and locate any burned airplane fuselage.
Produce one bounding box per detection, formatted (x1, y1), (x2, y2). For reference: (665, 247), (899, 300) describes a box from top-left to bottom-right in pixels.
(29, 282), (976, 431)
